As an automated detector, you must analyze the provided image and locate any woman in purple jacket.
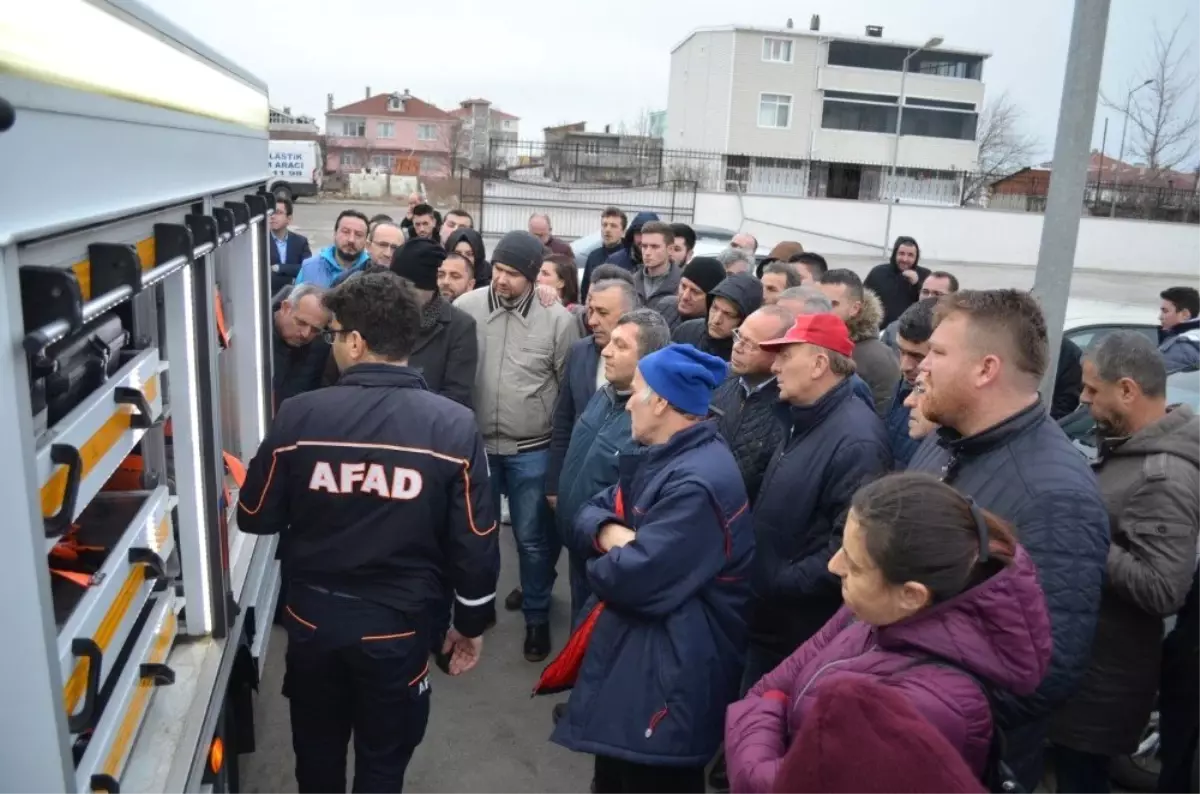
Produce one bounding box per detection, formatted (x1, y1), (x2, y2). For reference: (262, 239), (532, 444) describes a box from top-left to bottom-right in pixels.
(725, 472), (1053, 793)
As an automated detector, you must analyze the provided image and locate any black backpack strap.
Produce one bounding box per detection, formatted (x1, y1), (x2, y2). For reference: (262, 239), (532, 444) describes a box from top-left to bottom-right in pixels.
(887, 655), (1024, 794)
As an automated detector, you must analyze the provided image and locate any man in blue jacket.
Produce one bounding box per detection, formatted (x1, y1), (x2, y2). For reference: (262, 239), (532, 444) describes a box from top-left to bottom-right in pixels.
(556, 308), (670, 628)
(747, 314), (891, 687)
(885, 297), (938, 469)
(546, 279), (638, 521)
(295, 209), (372, 288)
(909, 288), (1110, 790)
(554, 344), (754, 793)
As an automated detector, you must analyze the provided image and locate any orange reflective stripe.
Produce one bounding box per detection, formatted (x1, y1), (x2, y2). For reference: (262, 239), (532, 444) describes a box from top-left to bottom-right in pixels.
(407, 661), (430, 686)
(361, 630), (415, 642)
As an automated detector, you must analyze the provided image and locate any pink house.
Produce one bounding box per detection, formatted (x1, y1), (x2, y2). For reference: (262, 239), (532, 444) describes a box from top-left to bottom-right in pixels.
(324, 90), (459, 179)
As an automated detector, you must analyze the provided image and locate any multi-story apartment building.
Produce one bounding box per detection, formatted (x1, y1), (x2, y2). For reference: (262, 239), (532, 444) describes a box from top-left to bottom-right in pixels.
(324, 89), (459, 179)
(449, 98), (520, 169)
(667, 22), (990, 200)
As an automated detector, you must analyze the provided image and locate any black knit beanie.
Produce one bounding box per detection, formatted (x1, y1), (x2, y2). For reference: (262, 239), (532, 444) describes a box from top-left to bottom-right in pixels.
(391, 237), (445, 291)
(491, 230), (545, 282)
(681, 256), (727, 295)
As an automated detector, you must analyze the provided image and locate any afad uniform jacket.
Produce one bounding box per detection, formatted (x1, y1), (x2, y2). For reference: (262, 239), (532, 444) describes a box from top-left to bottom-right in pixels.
(237, 364), (500, 639)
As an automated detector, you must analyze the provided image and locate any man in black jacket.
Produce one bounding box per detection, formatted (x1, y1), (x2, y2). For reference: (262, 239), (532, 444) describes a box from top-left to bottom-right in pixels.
(655, 256), (727, 331)
(579, 207), (627, 300)
(747, 313), (891, 687)
(272, 283), (330, 407)
(711, 305), (794, 504)
(238, 271), (499, 793)
(389, 239), (478, 408)
(673, 273), (764, 361)
(864, 236), (930, 327)
(908, 289), (1109, 790)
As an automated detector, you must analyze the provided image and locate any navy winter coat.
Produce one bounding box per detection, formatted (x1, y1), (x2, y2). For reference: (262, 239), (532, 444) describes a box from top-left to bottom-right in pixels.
(552, 421), (754, 766)
(885, 379), (922, 469)
(556, 386), (637, 539)
(750, 377), (892, 656)
(546, 337), (602, 495)
(908, 401), (1110, 727)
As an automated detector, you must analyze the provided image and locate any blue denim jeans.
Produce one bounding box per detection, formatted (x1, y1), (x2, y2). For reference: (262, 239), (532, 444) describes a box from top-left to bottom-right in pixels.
(488, 450), (559, 625)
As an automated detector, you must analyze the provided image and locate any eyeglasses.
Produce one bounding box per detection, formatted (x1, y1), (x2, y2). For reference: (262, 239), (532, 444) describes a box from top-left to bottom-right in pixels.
(321, 327), (356, 344)
(920, 288), (948, 299)
(731, 328), (762, 352)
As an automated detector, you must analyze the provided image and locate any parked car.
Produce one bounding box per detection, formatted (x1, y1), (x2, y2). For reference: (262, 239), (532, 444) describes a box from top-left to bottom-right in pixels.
(1059, 367), (1199, 457)
(1063, 299), (1161, 352)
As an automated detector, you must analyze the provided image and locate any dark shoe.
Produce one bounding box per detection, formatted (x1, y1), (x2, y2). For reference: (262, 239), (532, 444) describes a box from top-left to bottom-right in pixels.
(524, 623), (551, 662)
(708, 752), (729, 792)
(504, 587), (523, 611)
(552, 702), (568, 725)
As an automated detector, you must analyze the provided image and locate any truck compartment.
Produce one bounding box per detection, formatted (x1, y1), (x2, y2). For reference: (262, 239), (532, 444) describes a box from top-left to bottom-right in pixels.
(52, 486), (176, 735)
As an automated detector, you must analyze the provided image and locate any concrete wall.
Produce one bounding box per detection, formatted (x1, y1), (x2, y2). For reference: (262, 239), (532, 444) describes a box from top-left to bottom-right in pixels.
(725, 31), (823, 157)
(693, 192), (1199, 276)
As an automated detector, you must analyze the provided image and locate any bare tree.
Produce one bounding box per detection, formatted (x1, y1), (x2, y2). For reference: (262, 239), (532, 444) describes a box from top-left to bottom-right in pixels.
(961, 92), (1040, 206)
(1102, 19), (1199, 180)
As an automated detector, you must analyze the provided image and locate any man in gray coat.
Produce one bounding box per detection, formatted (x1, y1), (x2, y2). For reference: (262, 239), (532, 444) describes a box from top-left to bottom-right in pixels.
(1049, 331), (1200, 792)
(455, 231), (582, 662)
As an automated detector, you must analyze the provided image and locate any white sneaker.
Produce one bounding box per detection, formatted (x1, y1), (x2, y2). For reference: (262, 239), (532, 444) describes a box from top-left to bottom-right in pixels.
(501, 495), (511, 525)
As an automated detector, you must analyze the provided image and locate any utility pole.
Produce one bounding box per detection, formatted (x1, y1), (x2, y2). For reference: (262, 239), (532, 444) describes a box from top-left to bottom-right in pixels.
(1034, 0), (1111, 406)
(882, 35), (943, 250)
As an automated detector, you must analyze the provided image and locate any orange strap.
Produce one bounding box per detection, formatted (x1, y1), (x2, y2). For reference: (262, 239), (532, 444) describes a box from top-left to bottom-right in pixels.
(223, 451), (247, 489)
(214, 287), (231, 349)
(51, 569), (93, 588)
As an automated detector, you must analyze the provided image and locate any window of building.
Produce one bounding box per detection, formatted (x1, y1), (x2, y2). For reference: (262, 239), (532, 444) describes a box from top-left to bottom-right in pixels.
(904, 96), (977, 112)
(762, 37), (794, 63)
(420, 156), (441, 174)
(821, 97), (977, 141)
(821, 100), (897, 134)
(827, 41), (983, 80)
(341, 151), (358, 168)
(377, 122), (395, 138)
(758, 93), (792, 128)
(338, 118), (366, 137)
(371, 153), (396, 171)
(417, 124), (438, 141)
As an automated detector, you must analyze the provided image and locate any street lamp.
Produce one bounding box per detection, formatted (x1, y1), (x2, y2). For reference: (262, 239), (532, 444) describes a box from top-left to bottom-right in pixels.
(883, 35), (944, 248)
(1109, 78), (1153, 217)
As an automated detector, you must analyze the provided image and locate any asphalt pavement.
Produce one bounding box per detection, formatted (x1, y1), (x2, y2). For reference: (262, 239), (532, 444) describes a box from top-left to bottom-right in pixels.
(249, 198), (1149, 792)
(239, 529), (593, 793)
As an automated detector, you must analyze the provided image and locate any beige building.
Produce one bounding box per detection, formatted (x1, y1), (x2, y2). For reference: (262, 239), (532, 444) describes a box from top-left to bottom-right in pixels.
(667, 22), (990, 200)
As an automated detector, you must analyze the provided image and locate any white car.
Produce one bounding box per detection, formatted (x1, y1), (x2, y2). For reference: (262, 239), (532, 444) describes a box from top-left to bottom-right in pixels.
(1062, 299), (1160, 351)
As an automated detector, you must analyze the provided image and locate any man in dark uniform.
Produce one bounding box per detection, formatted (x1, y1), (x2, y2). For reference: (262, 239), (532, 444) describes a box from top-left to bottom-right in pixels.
(238, 271), (500, 793)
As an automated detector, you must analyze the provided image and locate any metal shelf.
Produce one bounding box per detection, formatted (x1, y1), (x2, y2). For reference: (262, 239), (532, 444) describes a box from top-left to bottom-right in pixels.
(54, 486), (174, 736)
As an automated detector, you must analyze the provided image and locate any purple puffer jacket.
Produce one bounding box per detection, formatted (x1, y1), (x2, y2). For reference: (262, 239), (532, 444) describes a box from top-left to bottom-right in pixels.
(725, 546), (1052, 794)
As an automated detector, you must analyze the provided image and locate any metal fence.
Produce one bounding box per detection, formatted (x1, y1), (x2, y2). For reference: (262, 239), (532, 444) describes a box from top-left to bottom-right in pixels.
(476, 139), (1199, 224)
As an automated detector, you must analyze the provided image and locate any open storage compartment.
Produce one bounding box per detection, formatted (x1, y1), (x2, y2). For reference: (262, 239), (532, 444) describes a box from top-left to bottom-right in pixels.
(52, 485), (175, 735)
(35, 348), (166, 552)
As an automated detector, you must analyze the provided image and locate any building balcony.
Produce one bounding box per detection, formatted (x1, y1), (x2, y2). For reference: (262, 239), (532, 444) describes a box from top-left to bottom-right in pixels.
(818, 64), (984, 108)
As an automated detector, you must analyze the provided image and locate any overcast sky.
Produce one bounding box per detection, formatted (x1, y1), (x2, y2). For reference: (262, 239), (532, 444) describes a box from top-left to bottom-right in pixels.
(146, 0), (1196, 164)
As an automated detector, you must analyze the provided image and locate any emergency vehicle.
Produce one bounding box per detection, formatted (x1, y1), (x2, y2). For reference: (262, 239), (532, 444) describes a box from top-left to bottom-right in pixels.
(1, 2), (279, 789)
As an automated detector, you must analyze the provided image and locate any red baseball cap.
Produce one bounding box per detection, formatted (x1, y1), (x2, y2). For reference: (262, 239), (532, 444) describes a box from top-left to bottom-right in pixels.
(759, 313), (855, 357)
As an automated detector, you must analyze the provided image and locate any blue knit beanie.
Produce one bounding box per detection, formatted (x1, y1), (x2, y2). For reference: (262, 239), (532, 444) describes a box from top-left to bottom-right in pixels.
(637, 343), (727, 417)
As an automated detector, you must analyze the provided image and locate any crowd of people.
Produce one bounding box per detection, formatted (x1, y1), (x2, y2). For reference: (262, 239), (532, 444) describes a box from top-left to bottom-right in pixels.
(254, 193), (1200, 794)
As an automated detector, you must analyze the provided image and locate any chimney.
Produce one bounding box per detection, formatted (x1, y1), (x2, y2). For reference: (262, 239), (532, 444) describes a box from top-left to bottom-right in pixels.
(810, 14), (820, 31)
(283, 106), (291, 115)
(604, 124), (611, 133)
(786, 17), (793, 28)
(865, 25), (883, 37)
(365, 85), (371, 99)
(327, 93), (334, 111)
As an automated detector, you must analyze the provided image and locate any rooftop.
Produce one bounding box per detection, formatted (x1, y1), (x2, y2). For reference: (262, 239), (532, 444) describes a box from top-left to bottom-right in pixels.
(450, 98), (520, 121)
(327, 92), (453, 119)
(671, 24), (991, 60)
